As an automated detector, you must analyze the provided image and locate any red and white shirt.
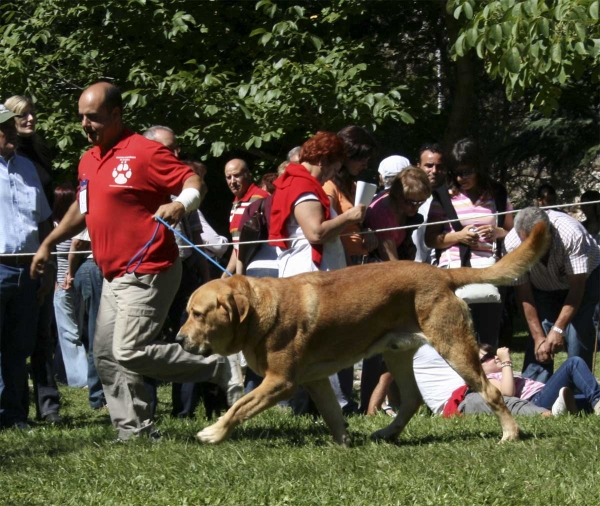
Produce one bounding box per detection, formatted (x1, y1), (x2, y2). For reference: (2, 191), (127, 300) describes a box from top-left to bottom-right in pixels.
(229, 183), (269, 250)
(78, 130), (195, 280)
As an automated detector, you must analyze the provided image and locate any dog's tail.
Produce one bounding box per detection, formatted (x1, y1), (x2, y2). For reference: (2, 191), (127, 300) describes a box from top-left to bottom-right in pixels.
(444, 221), (550, 290)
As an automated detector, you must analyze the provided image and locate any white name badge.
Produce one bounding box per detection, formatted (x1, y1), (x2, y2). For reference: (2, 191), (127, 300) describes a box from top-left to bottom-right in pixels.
(79, 180), (89, 214)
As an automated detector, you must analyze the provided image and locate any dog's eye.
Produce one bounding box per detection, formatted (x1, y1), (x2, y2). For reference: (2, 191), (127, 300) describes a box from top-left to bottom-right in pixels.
(192, 310), (202, 319)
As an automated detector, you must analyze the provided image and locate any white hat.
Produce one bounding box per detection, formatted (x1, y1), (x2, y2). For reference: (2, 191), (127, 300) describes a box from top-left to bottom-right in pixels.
(378, 156), (410, 189)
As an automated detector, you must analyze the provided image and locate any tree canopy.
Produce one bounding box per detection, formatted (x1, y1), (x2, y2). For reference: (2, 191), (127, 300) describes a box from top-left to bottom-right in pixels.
(0, 0), (597, 208)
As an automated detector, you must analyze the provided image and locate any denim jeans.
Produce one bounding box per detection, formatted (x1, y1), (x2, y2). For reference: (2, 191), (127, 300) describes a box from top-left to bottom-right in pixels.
(529, 356), (600, 411)
(0, 264), (40, 428)
(523, 265), (600, 383)
(30, 282), (61, 419)
(73, 259), (106, 409)
(54, 286), (88, 387)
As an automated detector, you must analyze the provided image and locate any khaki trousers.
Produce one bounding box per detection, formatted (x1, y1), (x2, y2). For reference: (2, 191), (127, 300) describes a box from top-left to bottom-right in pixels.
(94, 259), (222, 440)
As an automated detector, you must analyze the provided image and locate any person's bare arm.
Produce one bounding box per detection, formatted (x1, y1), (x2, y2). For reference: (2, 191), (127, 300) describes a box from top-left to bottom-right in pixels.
(36, 218), (56, 303)
(31, 201), (86, 279)
(63, 238), (90, 288)
(222, 249), (237, 278)
(425, 222), (479, 249)
(377, 238), (398, 261)
(496, 348), (515, 396)
(515, 281), (553, 363)
(545, 273), (587, 355)
(294, 200), (366, 244)
(155, 174), (203, 226)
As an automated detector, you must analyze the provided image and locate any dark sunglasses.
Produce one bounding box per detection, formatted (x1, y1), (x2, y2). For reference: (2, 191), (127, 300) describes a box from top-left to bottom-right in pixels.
(404, 198), (426, 207)
(480, 352), (495, 363)
(453, 167), (476, 178)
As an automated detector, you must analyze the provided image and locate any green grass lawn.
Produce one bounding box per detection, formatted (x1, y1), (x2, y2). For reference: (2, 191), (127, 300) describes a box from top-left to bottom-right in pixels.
(1, 348), (600, 506)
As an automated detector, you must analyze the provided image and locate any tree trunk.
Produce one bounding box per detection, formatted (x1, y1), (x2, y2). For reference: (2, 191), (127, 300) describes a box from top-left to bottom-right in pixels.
(443, 1), (474, 150)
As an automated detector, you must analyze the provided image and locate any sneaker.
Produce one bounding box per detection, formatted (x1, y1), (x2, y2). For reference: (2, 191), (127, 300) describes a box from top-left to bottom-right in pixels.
(214, 355), (244, 407)
(594, 399), (600, 416)
(551, 387), (577, 416)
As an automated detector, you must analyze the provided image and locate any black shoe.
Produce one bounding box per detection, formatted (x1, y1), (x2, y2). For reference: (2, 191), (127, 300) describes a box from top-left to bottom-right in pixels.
(43, 412), (63, 424)
(10, 421), (32, 431)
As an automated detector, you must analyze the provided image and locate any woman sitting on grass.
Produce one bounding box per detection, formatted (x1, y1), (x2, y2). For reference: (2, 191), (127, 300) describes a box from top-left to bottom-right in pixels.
(480, 345), (600, 416)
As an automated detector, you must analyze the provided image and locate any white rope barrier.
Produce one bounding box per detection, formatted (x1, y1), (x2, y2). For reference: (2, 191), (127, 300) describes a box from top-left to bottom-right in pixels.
(1, 199), (599, 259)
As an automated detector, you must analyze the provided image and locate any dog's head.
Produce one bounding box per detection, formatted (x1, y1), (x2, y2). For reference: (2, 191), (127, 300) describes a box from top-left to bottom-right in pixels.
(176, 276), (250, 357)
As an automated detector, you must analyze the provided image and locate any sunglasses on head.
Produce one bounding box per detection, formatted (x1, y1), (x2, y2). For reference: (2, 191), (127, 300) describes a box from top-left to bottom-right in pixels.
(480, 352), (495, 363)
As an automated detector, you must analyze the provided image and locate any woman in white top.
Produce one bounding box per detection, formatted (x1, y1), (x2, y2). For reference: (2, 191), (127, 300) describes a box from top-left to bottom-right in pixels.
(269, 131), (366, 278)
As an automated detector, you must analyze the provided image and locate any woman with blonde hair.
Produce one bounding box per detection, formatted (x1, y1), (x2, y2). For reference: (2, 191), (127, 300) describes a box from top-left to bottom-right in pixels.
(4, 95), (53, 191)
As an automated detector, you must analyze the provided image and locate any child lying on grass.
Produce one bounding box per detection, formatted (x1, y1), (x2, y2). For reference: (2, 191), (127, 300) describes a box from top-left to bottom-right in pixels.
(480, 345), (600, 416)
(412, 344), (600, 418)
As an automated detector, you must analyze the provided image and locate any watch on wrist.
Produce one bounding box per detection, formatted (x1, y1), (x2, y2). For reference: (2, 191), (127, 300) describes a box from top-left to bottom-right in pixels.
(551, 325), (564, 335)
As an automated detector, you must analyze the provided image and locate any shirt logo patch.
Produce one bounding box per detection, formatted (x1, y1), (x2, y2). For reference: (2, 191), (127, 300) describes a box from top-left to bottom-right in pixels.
(112, 161), (132, 185)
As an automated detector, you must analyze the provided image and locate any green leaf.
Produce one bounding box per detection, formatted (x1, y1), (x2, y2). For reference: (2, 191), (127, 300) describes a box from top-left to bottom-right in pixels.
(260, 32), (272, 46)
(211, 141), (225, 158)
(453, 5), (462, 19)
(466, 27), (478, 47)
(463, 2), (473, 19)
(591, 1), (599, 20)
(455, 33), (465, 57)
(539, 17), (549, 38)
(491, 24), (502, 43)
(575, 22), (586, 41)
(506, 46), (521, 73)
(574, 41), (587, 55)
(550, 43), (562, 64)
(250, 28), (267, 37)
(310, 35), (323, 50)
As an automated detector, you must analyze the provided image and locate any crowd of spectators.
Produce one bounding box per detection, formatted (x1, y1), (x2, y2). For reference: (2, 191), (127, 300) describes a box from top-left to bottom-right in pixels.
(1, 82), (599, 437)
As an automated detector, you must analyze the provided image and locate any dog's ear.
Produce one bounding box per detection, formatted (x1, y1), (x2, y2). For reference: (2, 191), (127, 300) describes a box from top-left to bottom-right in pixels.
(216, 292), (249, 327)
(233, 293), (250, 324)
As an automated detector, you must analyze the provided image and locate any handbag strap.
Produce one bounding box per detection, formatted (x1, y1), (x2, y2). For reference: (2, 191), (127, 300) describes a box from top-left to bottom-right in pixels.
(432, 188), (471, 267)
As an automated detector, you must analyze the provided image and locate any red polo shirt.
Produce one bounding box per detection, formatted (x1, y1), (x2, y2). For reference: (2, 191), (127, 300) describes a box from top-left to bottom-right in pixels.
(78, 129), (195, 280)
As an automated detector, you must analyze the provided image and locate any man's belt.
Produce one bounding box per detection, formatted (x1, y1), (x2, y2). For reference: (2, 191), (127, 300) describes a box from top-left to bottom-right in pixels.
(0, 255), (32, 267)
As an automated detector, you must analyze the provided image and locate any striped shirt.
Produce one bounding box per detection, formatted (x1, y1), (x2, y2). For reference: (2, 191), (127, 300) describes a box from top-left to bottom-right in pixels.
(486, 372), (544, 401)
(55, 230), (72, 285)
(504, 210), (600, 290)
(428, 190), (513, 268)
(229, 183), (269, 250)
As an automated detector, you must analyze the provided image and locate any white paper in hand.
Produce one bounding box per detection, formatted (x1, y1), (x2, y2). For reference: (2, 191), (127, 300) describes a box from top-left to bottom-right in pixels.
(354, 181), (377, 207)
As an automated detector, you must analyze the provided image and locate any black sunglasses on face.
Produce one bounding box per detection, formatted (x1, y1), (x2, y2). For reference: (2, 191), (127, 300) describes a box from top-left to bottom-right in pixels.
(480, 352), (495, 363)
(403, 198), (426, 207)
(453, 167), (476, 178)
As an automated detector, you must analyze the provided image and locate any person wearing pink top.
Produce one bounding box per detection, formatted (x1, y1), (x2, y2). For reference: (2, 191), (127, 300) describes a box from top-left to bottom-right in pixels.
(425, 138), (513, 348)
(480, 345), (600, 416)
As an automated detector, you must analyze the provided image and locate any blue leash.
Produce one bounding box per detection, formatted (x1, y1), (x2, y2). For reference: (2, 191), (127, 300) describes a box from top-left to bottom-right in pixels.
(155, 216), (233, 276)
(125, 222), (161, 274)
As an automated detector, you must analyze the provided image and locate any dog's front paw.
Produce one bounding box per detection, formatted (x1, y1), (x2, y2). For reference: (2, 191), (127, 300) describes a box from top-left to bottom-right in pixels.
(499, 427), (520, 443)
(196, 422), (229, 444)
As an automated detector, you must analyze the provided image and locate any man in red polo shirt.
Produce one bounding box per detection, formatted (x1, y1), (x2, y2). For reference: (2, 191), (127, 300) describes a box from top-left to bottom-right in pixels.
(222, 158), (269, 277)
(31, 82), (242, 441)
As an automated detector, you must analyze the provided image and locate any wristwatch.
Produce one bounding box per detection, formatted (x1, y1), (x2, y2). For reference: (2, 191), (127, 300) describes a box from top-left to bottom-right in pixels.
(550, 325), (564, 335)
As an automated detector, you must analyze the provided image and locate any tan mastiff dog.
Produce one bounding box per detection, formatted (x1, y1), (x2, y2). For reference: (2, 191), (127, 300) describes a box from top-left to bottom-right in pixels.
(177, 222), (549, 446)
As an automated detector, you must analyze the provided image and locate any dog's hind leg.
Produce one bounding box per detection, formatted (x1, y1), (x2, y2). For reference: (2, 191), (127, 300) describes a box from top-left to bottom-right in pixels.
(435, 338), (520, 443)
(196, 375), (295, 444)
(370, 349), (422, 443)
(303, 378), (349, 446)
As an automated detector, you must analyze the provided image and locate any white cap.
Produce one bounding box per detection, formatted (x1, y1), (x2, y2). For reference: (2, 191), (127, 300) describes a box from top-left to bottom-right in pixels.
(378, 156), (410, 189)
